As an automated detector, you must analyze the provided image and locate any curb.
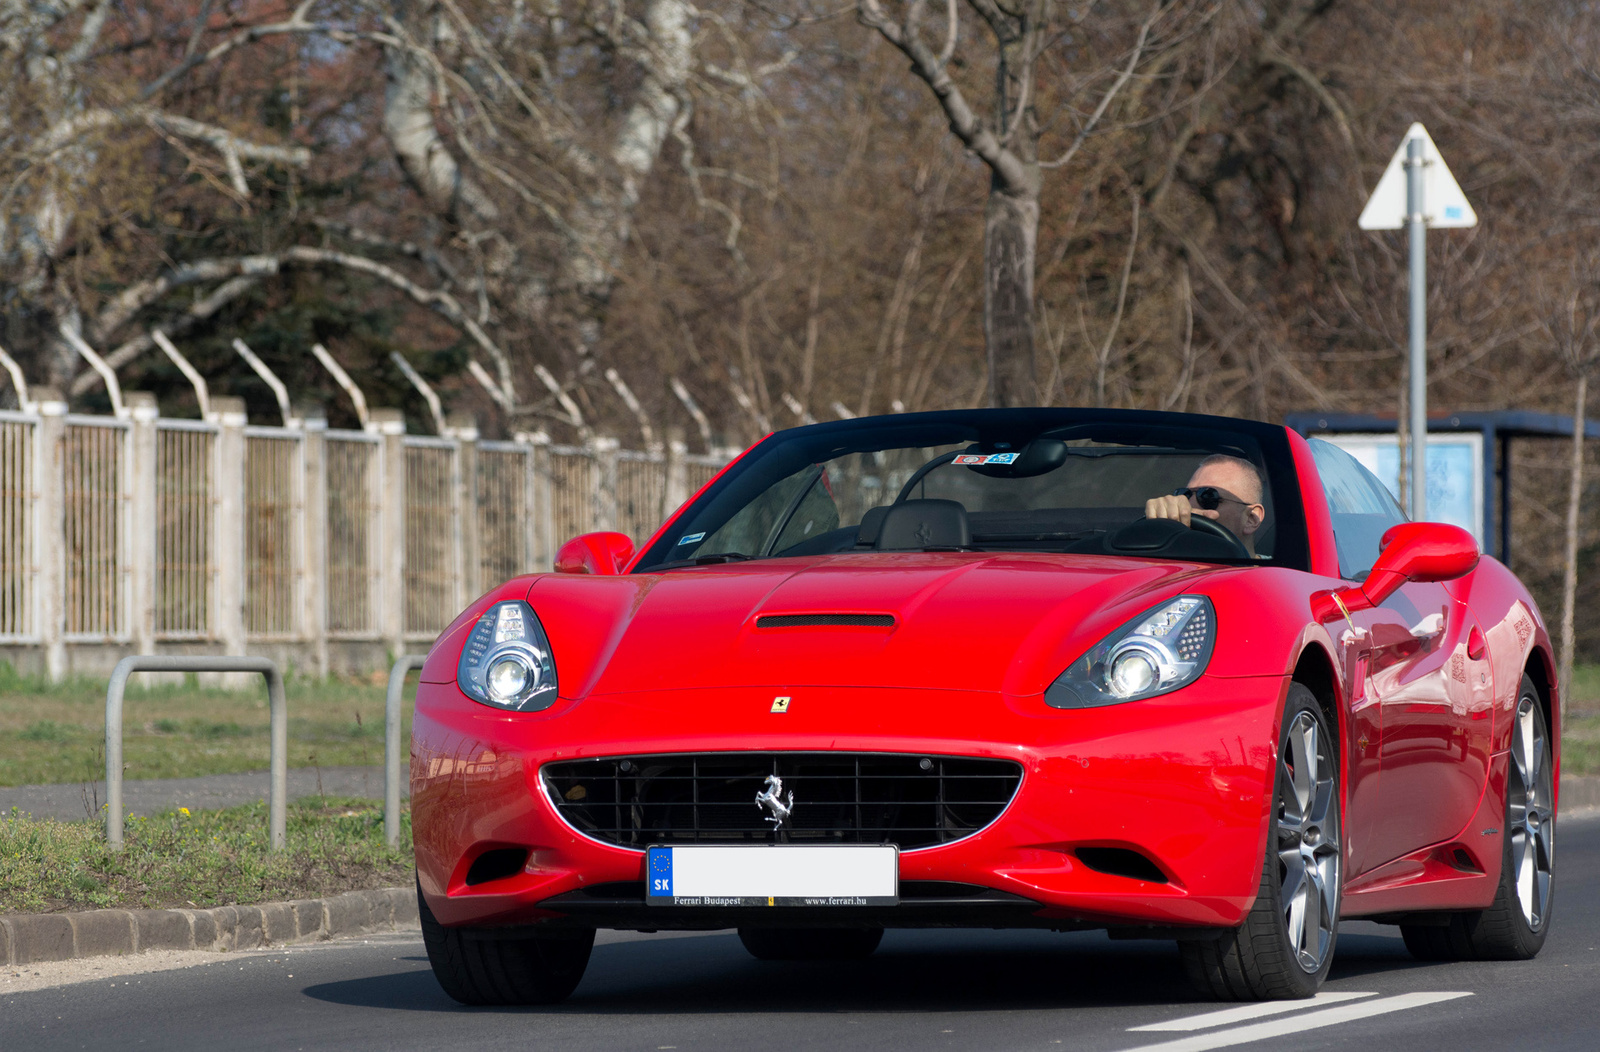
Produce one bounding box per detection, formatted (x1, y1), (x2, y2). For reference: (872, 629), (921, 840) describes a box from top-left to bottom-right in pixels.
(0, 887), (417, 967)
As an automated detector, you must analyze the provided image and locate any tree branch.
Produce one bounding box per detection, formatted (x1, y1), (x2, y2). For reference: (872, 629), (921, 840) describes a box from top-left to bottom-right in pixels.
(857, 0), (1031, 191)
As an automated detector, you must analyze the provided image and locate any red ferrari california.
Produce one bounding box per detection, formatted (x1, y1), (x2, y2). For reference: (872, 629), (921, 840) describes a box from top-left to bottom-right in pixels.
(411, 408), (1558, 1004)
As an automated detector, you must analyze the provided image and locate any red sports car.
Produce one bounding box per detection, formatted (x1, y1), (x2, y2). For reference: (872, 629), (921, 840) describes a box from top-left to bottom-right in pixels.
(411, 408), (1558, 1004)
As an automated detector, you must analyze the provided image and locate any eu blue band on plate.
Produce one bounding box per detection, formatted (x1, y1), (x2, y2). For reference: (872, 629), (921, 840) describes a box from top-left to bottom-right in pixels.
(648, 846), (672, 897)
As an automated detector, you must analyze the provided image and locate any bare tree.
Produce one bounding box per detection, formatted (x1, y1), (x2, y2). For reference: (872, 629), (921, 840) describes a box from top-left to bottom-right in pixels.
(854, 0), (1168, 405)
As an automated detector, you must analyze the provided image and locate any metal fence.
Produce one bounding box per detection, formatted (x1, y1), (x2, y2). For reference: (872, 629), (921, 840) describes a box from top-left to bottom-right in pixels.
(0, 396), (732, 678)
(0, 413), (34, 640)
(325, 431), (380, 637)
(245, 428), (298, 637)
(63, 417), (125, 640)
(156, 421), (213, 639)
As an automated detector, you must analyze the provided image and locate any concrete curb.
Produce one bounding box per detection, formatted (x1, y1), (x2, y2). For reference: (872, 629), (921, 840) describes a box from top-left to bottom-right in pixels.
(0, 887), (417, 967)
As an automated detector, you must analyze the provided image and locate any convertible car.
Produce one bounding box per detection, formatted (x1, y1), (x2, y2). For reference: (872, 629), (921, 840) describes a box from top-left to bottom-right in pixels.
(411, 408), (1558, 1004)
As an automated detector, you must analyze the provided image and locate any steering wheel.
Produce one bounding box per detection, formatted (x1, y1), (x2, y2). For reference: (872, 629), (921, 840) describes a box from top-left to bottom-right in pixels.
(1186, 513), (1251, 558)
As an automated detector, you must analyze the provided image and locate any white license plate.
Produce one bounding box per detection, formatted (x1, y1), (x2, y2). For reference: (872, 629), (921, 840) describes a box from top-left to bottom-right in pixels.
(645, 845), (899, 906)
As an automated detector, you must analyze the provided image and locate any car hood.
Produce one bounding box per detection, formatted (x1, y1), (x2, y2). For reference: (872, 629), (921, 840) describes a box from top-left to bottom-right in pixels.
(526, 553), (1232, 699)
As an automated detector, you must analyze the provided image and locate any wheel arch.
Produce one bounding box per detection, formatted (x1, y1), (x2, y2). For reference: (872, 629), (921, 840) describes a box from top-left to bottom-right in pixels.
(1524, 645), (1557, 743)
(1291, 642), (1340, 748)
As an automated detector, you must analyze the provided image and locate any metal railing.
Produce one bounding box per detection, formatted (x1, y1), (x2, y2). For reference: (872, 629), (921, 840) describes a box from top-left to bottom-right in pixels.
(2, 396), (735, 677)
(105, 655), (287, 850)
(385, 654), (427, 847)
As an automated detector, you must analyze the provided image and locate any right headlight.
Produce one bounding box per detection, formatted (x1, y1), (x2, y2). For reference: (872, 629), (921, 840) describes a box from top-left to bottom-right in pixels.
(457, 600), (559, 711)
(1044, 595), (1216, 709)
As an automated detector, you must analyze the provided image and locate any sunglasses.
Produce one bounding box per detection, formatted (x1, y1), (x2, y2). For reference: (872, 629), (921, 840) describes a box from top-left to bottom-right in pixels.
(1172, 486), (1256, 511)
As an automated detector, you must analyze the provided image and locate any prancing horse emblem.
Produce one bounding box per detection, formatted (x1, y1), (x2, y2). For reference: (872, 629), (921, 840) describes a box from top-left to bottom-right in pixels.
(755, 774), (795, 829)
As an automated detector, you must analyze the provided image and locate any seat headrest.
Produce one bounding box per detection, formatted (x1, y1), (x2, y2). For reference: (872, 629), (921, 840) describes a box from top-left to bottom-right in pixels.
(875, 499), (971, 550)
(855, 505), (891, 547)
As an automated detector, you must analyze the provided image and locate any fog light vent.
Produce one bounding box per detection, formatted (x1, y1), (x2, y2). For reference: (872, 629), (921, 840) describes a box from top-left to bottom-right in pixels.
(1075, 847), (1168, 884)
(464, 847), (529, 886)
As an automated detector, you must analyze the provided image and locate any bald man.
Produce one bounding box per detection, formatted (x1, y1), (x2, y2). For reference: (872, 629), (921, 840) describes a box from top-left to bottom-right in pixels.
(1143, 454), (1267, 557)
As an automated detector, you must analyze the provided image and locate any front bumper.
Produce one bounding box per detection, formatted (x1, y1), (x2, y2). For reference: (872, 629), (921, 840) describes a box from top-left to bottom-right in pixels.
(412, 675), (1287, 931)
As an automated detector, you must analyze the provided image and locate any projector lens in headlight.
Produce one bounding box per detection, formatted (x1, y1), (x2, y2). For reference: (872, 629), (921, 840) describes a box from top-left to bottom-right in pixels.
(1045, 596), (1216, 709)
(457, 600), (558, 711)
(488, 654), (533, 700)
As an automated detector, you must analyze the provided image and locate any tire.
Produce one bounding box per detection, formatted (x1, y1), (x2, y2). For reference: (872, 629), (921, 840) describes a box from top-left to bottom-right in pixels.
(737, 926), (884, 961)
(1401, 674), (1555, 962)
(418, 882), (595, 1005)
(1181, 683), (1341, 1000)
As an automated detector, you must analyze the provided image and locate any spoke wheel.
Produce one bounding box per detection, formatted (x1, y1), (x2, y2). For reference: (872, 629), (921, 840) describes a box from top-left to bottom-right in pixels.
(1507, 692), (1555, 930)
(1401, 674), (1555, 962)
(1181, 683), (1341, 1000)
(1277, 710), (1342, 973)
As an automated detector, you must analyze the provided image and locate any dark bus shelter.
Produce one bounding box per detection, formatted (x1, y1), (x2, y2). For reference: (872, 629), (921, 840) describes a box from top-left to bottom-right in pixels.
(1284, 411), (1600, 568)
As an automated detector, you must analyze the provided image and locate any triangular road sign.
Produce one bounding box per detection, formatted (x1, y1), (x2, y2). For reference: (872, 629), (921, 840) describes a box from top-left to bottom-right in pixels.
(1358, 122), (1478, 230)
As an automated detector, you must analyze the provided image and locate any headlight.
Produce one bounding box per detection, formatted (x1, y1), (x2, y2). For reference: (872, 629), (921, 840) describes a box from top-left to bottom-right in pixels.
(1045, 595), (1215, 708)
(457, 600), (559, 711)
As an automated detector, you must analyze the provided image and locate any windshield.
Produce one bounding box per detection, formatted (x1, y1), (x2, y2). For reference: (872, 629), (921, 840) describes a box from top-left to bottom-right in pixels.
(633, 409), (1310, 572)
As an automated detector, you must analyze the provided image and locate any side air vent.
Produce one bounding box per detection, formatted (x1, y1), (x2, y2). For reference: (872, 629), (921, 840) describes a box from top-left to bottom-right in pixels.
(1075, 847), (1168, 884)
(464, 847), (529, 886)
(756, 614), (895, 628)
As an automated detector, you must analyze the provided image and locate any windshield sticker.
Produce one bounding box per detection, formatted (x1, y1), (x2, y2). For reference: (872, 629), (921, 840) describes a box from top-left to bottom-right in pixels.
(677, 532), (706, 545)
(954, 452), (1019, 466)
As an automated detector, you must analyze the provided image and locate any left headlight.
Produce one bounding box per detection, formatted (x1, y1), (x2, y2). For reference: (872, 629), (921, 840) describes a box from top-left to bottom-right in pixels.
(1045, 595), (1215, 709)
(457, 600), (559, 711)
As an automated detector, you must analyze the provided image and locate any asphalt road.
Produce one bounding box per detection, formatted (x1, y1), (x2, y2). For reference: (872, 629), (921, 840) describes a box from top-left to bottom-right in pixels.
(9, 813), (1598, 1052)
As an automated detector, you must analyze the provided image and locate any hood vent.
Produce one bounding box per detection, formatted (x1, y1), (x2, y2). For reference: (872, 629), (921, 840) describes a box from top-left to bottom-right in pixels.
(757, 613), (896, 629)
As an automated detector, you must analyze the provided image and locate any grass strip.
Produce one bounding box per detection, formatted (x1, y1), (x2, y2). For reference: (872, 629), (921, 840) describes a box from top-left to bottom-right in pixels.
(1, 798), (414, 915)
(0, 663), (408, 787)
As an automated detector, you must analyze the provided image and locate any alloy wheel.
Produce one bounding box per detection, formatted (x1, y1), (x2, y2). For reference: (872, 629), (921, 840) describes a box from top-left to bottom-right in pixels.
(1508, 695), (1555, 931)
(1277, 711), (1341, 972)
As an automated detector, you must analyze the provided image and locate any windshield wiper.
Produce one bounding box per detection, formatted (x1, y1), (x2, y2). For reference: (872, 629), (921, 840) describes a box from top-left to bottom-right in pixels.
(648, 552), (755, 571)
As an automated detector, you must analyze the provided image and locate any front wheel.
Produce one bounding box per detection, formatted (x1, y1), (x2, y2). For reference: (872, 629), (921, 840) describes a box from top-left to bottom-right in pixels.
(419, 882), (595, 1005)
(1402, 675), (1555, 961)
(1182, 683), (1342, 1000)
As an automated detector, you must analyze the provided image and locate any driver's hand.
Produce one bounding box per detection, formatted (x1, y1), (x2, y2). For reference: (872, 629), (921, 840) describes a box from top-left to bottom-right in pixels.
(1144, 494), (1220, 527)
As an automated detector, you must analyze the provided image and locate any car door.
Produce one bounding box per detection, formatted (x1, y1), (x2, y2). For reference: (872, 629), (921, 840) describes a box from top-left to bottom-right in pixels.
(1305, 440), (1491, 872)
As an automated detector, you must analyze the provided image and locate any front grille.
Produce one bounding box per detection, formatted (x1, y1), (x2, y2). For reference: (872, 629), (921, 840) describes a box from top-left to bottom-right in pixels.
(542, 752), (1022, 851)
(756, 613), (895, 628)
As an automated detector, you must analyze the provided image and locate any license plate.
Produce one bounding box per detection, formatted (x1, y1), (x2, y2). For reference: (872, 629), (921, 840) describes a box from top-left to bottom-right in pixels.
(645, 845), (899, 906)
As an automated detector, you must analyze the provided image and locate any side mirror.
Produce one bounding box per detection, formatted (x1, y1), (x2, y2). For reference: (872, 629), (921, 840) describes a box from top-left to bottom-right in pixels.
(1315, 522), (1479, 619)
(554, 531), (635, 575)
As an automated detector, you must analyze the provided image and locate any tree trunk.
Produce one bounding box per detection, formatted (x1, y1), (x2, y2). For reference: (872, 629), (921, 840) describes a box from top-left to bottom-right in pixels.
(1559, 368), (1587, 724)
(983, 181), (1039, 407)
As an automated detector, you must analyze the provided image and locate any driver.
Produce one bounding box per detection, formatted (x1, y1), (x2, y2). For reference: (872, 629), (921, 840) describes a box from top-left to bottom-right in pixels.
(1144, 454), (1266, 557)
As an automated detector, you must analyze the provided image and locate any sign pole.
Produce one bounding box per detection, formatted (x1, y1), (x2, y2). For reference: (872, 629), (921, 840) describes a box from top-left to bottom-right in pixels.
(1405, 135), (1428, 521)
(1360, 121), (1477, 522)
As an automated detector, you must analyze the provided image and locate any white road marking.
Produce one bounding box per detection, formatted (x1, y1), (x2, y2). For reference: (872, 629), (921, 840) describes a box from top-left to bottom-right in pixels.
(1119, 992), (1473, 1052)
(1128, 991), (1378, 1031)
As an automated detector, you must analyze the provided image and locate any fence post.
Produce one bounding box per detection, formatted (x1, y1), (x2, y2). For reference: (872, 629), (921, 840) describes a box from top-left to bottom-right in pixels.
(212, 397), (248, 682)
(384, 654), (427, 847)
(299, 404), (329, 678)
(126, 393), (159, 657)
(592, 435), (619, 533)
(447, 411), (479, 606)
(34, 388), (67, 682)
(372, 408), (407, 657)
(522, 431), (554, 571)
